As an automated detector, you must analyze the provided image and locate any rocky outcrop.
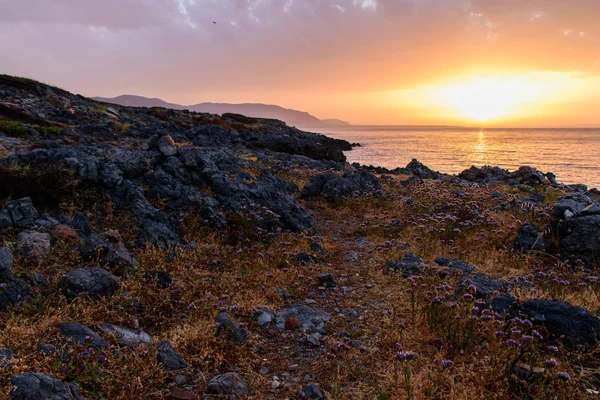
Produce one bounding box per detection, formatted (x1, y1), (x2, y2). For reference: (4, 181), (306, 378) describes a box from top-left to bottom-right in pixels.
(301, 171), (382, 202)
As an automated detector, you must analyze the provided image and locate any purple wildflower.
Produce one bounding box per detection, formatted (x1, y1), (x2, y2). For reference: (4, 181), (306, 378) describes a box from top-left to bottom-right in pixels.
(506, 339), (520, 348)
(547, 345), (559, 353)
(521, 335), (534, 344)
(441, 359), (454, 369)
(557, 372), (571, 381)
(545, 359), (557, 368)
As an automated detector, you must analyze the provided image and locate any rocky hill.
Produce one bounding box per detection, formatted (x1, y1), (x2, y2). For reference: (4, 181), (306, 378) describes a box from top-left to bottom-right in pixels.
(93, 95), (350, 128)
(1, 74), (600, 399)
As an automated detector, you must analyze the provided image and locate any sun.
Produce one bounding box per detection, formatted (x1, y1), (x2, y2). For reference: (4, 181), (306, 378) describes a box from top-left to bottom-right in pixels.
(434, 77), (537, 122)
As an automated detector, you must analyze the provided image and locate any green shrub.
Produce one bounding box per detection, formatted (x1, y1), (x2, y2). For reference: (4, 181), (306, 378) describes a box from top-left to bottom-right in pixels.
(0, 119), (29, 137)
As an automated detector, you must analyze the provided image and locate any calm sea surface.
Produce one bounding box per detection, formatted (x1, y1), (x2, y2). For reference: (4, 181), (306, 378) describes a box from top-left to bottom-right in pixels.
(317, 126), (600, 189)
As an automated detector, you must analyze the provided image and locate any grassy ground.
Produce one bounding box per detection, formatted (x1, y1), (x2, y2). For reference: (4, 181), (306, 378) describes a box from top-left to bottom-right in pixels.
(1, 174), (599, 399)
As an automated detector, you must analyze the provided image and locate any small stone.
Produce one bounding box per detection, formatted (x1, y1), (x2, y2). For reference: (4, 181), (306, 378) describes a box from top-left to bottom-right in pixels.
(297, 383), (325, 399)
(317, 273), (336, 288)
(157, 341), (187, 371)
(215, 313), (248, 345)
(305, 299), (316, 304)
(0, 349), (14, 368)
(259, 367), (270, 375)
(285, 317), (300, 330)
(98, 324), (153, 347)
(172, 374), (189, 386)
(37, 344), (56, 355)
(205, 372), (249, 398)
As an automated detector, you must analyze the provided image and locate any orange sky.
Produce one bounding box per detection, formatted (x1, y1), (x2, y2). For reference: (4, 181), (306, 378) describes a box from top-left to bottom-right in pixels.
(1, 0), (599, 126)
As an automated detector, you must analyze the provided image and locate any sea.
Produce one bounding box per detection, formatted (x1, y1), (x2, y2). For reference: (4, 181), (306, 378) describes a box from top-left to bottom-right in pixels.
(316, 126), (600, 189)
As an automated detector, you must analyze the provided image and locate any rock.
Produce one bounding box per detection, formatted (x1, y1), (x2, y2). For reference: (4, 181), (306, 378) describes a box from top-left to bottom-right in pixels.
(143, 270), (172, 289)
(69, 213), (91, 237)
(58, 322), (109, 349)
(297, 383), (325, 399)
(404, 159), (439, 180)
(205, 372), (249, 398)
(434, 257), (476, 274)
(301, 171), (382, 203)
(10, 372), (84, 400)
(157, 341), (187, 371)
(552, 193), (592, 218)
(98, 324), (153, 347)
(456, 274), (504, 300)
(215, 313), (248, 345)
(254, 308), (275, 329)
(276, 287), (293, 300)
(16, 231), (51, 262)
(274, 305), (331, 335)
(458, 166), (509, 184)
(559, 215), (600, 266)
(51, 225), (80, 242)
(487, 294), (518, 314)
(0, 245), (14, 279)
(81, 233), (137, 275)
(0, 277), (31, 311)
(515, 299), (600, 350)
(293, 252), (320, 266)
(0, 348), (14, 367)
(384, 253), (426, 277)
(2, 197), (38, 229)
(512, 224), (553, 254)
(509, 166), (549, 186)
(59, 267), (120, 300)
(317, 273), (336, 288)
(157, 135), (178, 157)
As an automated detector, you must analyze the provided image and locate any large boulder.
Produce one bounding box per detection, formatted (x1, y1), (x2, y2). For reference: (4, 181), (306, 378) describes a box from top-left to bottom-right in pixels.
(205, 372), (249, 399)
(552, 193), (593, 219)
(10, 372), (83, 400)
(59, 267), (120, 299)
(559, 215), (600, 266)
(404, 159), (440, 180)
(458, 166), (509, 184)
(58, 322), (109, 349)
(515, 299), (600, 350)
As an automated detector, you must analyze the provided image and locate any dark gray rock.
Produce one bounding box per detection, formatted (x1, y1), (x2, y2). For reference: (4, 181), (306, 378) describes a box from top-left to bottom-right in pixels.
(515, 299), (600, 350)
(434, 257), (476, 274)
(98, 324), (152, 347)
(559, 215), (600, 266)
(156, 135), (178, 157)
(0, 277), (31, 311)
(3, 197), (38, 228)
(509, 166), (549, 186)
(487, 294), (517, 315)
(0, 245), (14, 279)
(552, 193), (592, 218)
(254, 308), (276, 329)
(297, 383), (325, 399)
(456, 274), (505, 300)
(0, 348), (14, 367)
(37, 344), (56, 355)
(274, 305), (331, 335)
(58, 322), (109, 349)
(301, 171), (381, 203)
(59, 267), (120, 300)
(513, 224), (553, 254)
(143, 270), (172, 289)
(384, 254), (426, 277)
(458, 165), (509, 184)
(157, 341), (187, 371)
(16, 231), (51, 261)
(404, 159), (439, 180)
(205, 372), (249, 398)
(317, 272), (336, 288)
(81, 233), (137, 275)
(215, 313), (248, 345)
(10, 372), (83, 400)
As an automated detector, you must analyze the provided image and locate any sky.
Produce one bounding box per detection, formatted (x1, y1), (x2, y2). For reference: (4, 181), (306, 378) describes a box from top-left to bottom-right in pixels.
(1, 0), (600, 126)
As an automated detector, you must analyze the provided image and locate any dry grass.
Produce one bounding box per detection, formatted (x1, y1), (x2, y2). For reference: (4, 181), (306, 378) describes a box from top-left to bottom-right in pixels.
(1, 175), (599, 399)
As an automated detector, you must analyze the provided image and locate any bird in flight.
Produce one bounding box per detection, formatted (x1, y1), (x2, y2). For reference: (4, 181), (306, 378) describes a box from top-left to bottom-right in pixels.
(213, 21), (217, 24)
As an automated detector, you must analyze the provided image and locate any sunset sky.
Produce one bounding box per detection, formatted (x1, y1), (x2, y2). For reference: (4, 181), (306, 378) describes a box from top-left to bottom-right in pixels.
(1, 0), (599, 126)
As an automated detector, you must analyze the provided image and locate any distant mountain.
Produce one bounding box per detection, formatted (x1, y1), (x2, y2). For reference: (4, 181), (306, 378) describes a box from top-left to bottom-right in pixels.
(92, 95), (350, 127)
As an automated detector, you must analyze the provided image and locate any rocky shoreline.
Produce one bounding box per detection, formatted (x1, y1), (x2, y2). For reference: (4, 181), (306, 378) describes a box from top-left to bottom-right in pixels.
(1, 74), (600, 399)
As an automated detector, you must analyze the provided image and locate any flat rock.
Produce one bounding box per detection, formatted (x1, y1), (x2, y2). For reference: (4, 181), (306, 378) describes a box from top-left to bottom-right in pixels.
(456, 274), (505, 299)
(59, 267), (120, 299)
(274, 304), (331, 335)
(434, 256), (476, 274)
(384, 253), (426, 277)
(297, 383), (325, 399)
(10, 372), (83, 400)
(58, 322), (109, 349)
(98, 324), (152, 347)
(205, 372), (249, 398)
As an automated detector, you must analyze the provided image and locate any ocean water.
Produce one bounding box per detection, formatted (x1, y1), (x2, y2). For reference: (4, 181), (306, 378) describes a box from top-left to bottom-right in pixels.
(318, 126), (600, 189)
